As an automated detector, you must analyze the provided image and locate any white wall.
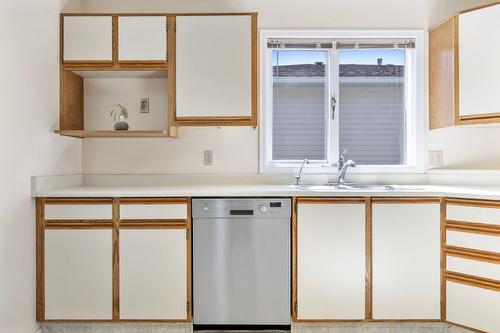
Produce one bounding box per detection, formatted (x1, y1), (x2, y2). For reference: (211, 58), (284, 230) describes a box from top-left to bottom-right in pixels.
(78, 0), (500, 173)
(0, 1), (83, 332)
(84, 77), (168, 131)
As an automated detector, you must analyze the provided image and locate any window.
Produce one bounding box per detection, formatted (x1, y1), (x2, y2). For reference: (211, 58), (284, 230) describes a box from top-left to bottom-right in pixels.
(261, 31), (423, 173)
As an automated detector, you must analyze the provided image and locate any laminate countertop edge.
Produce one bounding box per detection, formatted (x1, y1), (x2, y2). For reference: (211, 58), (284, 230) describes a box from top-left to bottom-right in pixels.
(32, 184), (500, 201)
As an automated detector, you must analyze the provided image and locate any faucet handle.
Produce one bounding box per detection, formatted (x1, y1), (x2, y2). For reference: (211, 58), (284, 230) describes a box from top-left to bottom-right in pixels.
(340, 149), (348, 157)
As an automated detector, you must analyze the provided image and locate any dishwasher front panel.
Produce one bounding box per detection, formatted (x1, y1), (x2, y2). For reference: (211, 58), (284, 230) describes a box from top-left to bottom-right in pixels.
(193, 209), (291, 325)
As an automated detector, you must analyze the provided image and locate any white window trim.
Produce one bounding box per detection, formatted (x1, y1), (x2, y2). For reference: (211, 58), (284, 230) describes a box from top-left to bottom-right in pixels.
(259, 29), (425, 174)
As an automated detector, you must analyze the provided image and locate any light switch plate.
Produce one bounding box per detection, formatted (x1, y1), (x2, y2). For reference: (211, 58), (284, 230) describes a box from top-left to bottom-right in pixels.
(139, 98), (149, 113)
(204, 150), (213, 166)
(428, 150), (443, 167)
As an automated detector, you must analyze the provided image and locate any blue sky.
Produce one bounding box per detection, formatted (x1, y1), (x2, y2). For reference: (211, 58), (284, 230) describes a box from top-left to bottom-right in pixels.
(272, 49), (405, 66)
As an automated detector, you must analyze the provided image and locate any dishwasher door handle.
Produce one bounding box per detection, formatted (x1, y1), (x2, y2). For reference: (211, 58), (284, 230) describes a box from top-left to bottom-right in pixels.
(229, 209), (254, 216)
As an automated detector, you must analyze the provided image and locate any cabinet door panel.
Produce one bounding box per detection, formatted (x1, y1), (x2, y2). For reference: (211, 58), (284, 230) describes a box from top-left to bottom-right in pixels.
(447, 256), (500, 281)
(372, 203), (440, 319)
(120, 203), (187, 220)
(63, 16), (112, 61)
(458, 4), (500, 118)
(447, 203), (500, 225)
(447, 282), (500, 332)
(118, 16), (167, 61)
(297, 203), (365, 319)
(120, 229), (187, 319)
(176, 15), (252, 118)
(45, 230), (112, 319)
(447, 230), (500, 253)
(45, 204), (112, 220)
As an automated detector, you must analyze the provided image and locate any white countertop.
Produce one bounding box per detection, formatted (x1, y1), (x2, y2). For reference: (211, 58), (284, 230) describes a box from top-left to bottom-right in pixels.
(34, 184), (500, 201)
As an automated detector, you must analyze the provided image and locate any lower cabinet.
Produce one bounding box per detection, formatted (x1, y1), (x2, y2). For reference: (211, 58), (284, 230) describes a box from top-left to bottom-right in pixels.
(295, 198), (366, 320)
(44, 229), (113, 320)
(120, 229), (187, 320)
(37, 198), (190, 322)
(447, 282), (500, 332)
(372, 200), (441, 319)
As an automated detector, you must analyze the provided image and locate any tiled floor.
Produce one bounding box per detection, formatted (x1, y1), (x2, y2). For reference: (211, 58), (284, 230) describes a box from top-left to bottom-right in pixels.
(41, 323), (474, 333)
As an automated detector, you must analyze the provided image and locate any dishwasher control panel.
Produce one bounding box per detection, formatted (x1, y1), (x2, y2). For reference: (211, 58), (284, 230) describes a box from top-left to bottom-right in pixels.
(192, 198), (291, 218)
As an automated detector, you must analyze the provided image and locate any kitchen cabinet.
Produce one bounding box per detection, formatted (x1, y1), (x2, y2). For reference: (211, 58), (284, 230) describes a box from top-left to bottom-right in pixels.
(63, 16), (113, 63)
(118, 16), (167, 63)
(372, 199), (441, 320)
(120, 229), (187, 320)
(429, 3), (500, 128)
(444, 198), (500, 332)
(294, 198), (367, 320)
(44, 229), (113, 320)
(36, 197), (191, 322)
(173, 14), (257, 126)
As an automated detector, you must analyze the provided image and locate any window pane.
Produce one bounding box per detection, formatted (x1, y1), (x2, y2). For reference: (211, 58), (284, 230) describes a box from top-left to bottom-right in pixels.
(339, 49), (406, 165)
(272, 50), (328, 161)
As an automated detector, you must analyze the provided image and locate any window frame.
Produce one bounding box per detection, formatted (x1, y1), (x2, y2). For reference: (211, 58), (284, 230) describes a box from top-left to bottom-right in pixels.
(259, 29), (425, 174)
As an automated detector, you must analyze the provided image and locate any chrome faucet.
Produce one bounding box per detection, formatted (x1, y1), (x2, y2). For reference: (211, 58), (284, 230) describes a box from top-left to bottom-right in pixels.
(337, 149), (356, 183)
(294, 158), (309, 185)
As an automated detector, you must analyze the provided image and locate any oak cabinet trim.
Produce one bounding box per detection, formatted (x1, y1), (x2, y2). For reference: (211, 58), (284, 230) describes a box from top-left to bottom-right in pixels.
(446, 271), (500, 292)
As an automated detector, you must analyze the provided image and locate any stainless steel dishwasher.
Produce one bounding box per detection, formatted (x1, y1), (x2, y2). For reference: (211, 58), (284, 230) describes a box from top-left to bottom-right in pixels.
(192, 198), (291, 326)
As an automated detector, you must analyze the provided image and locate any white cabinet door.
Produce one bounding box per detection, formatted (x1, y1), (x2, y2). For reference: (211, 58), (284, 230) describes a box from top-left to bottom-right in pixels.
(45, 229), (113, 319)
(118, 16), (167, 61)
(176, 15), (252, 118)
(372, 203), (440, 319)
(297, 202), (366, 320)
(63, 16), (113, 61)
(120, 229), (187, 320)
(447, 282), (500, 333)
(459, 4), (500, 118)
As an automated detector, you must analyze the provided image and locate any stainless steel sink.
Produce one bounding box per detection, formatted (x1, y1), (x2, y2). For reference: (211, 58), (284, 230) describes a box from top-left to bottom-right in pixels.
(295, 183), (424, 191)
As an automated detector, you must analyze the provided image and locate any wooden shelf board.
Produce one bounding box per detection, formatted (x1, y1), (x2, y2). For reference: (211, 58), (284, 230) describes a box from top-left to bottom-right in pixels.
(55, 129), (178, 138)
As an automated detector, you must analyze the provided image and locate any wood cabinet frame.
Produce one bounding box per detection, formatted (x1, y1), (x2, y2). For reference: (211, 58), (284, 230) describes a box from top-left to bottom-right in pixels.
(292, 197), (442, 324)
(429, 1), (500, 129)
(36, 197), (192, 323)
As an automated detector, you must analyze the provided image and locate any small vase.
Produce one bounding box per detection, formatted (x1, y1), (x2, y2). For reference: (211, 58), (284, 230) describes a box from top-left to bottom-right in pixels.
(114, 114), (129, 131)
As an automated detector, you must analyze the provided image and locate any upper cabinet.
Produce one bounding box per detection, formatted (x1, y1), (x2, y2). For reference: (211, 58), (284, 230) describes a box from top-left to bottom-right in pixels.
(172, 14), (258, 126)
(63, 16), (113, 63)
(429, 3), (500, 129)
(58, 13), (258, 139)
(62, 14), (168, 68)
(118, 16), (167, 63)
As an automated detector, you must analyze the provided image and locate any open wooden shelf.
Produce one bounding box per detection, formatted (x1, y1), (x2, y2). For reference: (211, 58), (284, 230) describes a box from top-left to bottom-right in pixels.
(55, 127), (178, 138)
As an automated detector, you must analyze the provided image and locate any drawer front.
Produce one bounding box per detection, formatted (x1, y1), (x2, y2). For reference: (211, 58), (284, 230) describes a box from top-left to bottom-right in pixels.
(447, 281), (500, 333)
(447, 204), (500, 225)
(447, 256), (500, 280)
(120, 204), (188, 220)
(446, 230), (500, 253)
(45, 204), (112, 220)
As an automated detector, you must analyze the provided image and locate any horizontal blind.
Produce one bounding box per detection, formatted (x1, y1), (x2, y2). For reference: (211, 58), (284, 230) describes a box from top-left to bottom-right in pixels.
(272, 78), (327, 161)
(339, 78), (405, 165)
(267, 38), (334, 49)
(337, 39), (415, 49)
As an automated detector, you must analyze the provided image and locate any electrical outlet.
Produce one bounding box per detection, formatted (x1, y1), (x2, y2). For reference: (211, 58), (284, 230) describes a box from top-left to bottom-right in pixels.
(139, 98), (149, 113)
(204, 150), (213, 166)
(428, 150), (443, 167)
